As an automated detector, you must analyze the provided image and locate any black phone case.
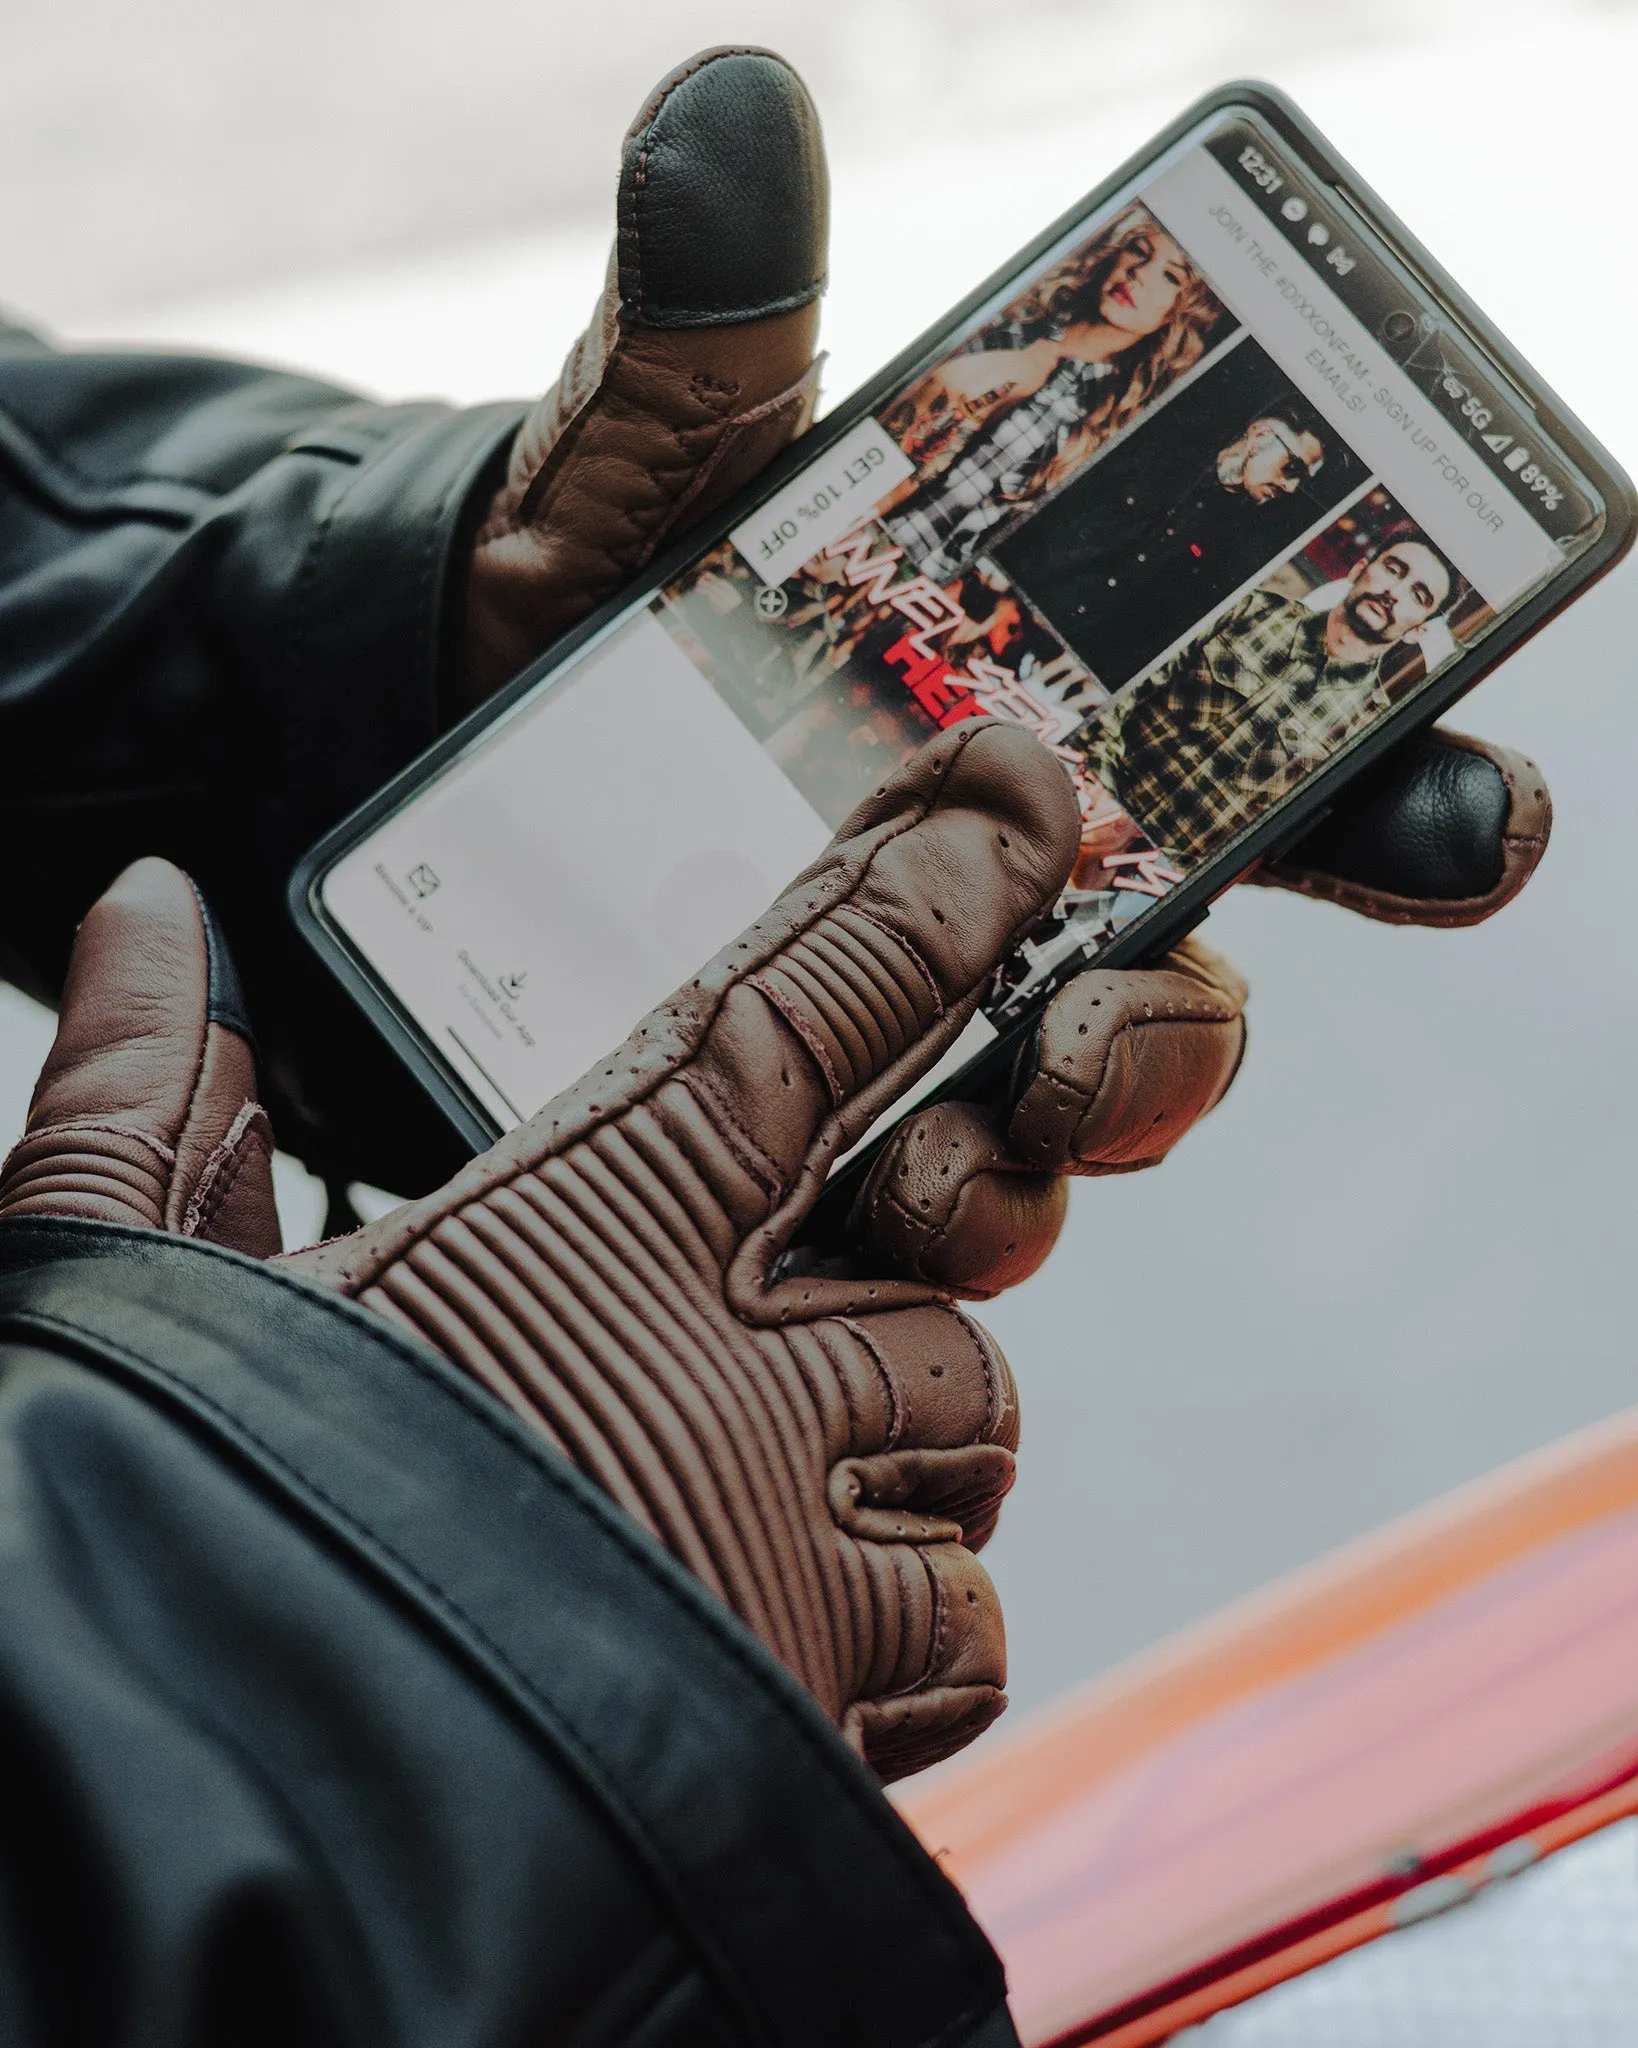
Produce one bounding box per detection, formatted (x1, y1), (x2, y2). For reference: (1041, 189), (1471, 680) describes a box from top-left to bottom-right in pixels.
(290, 79), (1638, 1175)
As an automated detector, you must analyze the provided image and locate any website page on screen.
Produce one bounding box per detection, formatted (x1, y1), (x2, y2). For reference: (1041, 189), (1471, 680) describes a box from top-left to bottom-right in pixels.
(323, 112), (1599, 1133)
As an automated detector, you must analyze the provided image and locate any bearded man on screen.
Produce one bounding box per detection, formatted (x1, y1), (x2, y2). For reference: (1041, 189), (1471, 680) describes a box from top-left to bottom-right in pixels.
(1080, 533), (1461, 864)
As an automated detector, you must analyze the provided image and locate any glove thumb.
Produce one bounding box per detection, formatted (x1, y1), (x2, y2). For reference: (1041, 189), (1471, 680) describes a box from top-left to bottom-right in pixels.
(0, 859), (280, 1256)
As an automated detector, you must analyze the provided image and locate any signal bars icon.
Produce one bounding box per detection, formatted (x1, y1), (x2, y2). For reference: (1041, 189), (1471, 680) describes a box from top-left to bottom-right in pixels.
(1482, 430), (1540, 477)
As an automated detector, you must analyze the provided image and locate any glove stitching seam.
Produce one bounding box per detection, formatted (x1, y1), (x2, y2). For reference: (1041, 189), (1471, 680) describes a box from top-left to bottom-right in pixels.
(514, 336), (639, 525)
(946, 1310), (1005, 1444)
(722, 728), (1066, 1315)
(869, 1548), (952, 1705)
(808, 1321), (875, 1466)
(840, 906), (945, 1021)
(2, 1120), (177, 1168)
(642, 367), (820, 563)
(674, 1067), (786, 1199)
(1037, 1069), (1096, 1113)
(167, 1018), (218, 1233)
(1268, 864), (1526, 923)
(926, 1548), (950, 1690)
(182, 1105), (270, 1240)
(189, 1137), (259, 1237)
(828, 1316), (908, 1450)
(745, 973), (844, 1103)
(630, 136), (648, 321)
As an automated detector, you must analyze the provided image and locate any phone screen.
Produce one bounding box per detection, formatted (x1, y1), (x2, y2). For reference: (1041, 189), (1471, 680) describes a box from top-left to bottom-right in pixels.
(319, 108), (1605, 1135)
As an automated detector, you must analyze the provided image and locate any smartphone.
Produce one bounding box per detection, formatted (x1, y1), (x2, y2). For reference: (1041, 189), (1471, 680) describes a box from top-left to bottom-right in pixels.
(292, 81), (1635, 1173)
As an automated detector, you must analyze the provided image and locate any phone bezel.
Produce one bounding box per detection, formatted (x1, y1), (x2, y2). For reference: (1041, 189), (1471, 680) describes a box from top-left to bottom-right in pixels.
(290, 79), (1638, 1158)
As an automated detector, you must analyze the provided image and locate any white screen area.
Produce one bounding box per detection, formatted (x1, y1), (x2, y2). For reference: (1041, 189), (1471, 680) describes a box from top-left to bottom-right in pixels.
(322, 612), (833, 1127)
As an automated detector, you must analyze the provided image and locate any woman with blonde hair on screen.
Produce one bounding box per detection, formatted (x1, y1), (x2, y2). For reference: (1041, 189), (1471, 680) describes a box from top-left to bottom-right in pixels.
(883, 205), (1226, 579)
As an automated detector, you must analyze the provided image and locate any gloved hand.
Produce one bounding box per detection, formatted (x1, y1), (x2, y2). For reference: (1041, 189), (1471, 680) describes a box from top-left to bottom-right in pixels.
(1, 725), (1249, 1778)
(1250, 725), (1550, 930)
(0, 866), (281, 1259)
(0, 708), (1553, 1772)
(458, 47), (827, 707)
(796, 725), (1551, 1301)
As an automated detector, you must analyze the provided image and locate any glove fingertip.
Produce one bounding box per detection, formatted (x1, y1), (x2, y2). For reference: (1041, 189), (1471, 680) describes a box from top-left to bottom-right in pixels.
(851, 1685), (1008, 1783)
(618, 47), (828, 329)
(1259, 727), (1550, 927)
(852, 1101), (1066, 1299)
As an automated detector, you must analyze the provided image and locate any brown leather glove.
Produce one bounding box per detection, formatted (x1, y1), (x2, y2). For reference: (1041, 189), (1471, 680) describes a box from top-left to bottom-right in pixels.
(460, 47), (827, 707)
(0, 861), (280, 1258)
(0, 727), (1254, 1778)
(271, 726), (1251, 1779)
(1251, 725), (1552, 929)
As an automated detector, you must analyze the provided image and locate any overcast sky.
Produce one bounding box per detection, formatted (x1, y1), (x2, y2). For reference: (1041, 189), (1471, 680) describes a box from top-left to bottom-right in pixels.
(3, 0), (1617, 323)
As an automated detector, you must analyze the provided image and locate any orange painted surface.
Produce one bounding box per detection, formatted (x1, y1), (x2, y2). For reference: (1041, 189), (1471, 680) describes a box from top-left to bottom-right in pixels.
(898, 1406), (1638, 2045)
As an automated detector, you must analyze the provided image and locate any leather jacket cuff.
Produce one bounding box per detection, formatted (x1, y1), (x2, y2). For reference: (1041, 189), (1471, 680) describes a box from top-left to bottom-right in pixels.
(223, 396), (526, 860)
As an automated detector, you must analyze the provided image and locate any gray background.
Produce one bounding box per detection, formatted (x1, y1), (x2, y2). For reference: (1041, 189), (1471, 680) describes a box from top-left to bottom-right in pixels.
(3, 0), (1637, 1723)
(1, 0), (1597, 327)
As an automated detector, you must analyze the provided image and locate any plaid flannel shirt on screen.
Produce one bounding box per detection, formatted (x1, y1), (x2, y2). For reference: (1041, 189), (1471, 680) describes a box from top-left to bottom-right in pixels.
(885, 354), (1115, 580)
(1079, 586), (1392, 864)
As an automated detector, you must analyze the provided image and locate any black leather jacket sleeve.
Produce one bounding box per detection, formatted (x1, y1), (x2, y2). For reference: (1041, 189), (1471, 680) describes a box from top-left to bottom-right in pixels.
(0, 318), (526, 1190)
(0, 1218), (1018, 2048)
